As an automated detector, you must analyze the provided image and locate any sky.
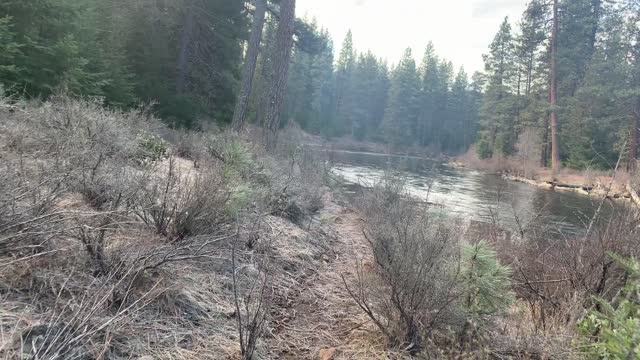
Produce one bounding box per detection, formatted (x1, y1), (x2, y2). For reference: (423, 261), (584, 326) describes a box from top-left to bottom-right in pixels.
(296, 0), (528, 74)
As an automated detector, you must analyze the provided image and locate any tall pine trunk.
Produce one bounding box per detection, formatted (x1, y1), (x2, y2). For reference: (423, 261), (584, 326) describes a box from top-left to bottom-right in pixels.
(264, 0), (296, 148)
(540, 120), (549, 167)
(232, 0), (267, 131)
(550, 0), (560, 174)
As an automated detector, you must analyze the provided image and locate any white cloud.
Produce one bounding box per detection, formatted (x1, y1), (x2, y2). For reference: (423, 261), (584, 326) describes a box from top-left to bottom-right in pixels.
(296, 0), (527, 74)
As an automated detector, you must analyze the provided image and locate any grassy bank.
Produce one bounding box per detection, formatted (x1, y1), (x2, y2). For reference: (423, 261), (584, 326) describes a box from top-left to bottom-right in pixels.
(0, 96), (342, 358)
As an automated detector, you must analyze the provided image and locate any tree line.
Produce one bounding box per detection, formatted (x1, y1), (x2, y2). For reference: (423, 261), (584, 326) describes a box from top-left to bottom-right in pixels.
(1, 0), (639, 169)
(0, 0), (248, 127)
(477, 0), (640, 170)
(277, 28), (482, 154)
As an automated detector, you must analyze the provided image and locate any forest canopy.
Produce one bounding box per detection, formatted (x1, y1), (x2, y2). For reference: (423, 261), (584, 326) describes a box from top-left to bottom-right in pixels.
(0, 0), (639, 169)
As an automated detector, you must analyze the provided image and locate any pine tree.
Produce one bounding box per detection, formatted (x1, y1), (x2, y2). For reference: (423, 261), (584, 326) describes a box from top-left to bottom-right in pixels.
(449, 67), (471, 152)
(565, 2), (634, 169)
(0, 0), (96, 97)
(383, 48), (421, 146)
(477, 18), (519, 158)
(310, 30), (336, 137)
(335, 30), (356, 137)
(435, 60), (454, 151)
(460, 241), (514, 334)
(419, 42), (440, 147)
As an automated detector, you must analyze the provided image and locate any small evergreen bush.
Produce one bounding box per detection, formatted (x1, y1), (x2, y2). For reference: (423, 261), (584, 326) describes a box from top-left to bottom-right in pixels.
(578, 254), (640, 359)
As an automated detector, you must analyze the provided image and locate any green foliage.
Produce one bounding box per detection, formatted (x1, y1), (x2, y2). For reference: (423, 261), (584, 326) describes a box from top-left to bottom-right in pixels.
(476, 138), (493, 159)
(0, 0), (246, 126)
(226, 183), (254, 216)
(461, 241), (514, 320)
(578, 254), (640, 359)
(477, 17), (520, 158)
(137, 134), (168, 162)
(0, 16), (21, 86)
(383, 48), (421, 146)
(219, 140), (255, 180)
(474, 0), (640, 170)
(3, 0), (637, 165)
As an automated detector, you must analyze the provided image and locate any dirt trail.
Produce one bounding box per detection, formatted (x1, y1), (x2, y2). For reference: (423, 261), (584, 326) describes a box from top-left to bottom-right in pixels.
(268, 201), (381, 359)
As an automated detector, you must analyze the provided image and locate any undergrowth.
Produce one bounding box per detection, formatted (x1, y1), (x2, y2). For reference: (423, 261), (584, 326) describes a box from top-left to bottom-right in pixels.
(0, 96), (329, 359)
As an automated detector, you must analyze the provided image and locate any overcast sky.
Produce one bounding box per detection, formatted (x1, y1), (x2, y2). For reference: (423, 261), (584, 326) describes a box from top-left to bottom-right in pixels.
(296, 0), (527, 74)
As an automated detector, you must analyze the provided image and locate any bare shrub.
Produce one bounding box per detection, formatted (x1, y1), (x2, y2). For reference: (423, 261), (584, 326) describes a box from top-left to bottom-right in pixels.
(163, 129), (208, 165)
(344, 178), (464, 354)
(457, 146), (524, 175)
(0, 161), (68, 263)
(266, 142), (328, 224)
(478, 187), (640, 357)
(232, 230), (272, 360)
(7, 266), (160, 360)
(135, 157), (230, 241)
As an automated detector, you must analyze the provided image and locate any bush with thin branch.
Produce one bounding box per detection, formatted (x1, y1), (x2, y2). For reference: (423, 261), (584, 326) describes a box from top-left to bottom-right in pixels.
(135, 157), (230, 241)
(232, 231), (272, 360)
(345, 178), (464, 355)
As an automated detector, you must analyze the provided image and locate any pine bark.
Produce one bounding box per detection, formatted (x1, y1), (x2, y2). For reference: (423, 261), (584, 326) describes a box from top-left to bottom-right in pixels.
(263, 0), (296, 148)
(232, 0), (267, 131)
(550, 0), (560, 174)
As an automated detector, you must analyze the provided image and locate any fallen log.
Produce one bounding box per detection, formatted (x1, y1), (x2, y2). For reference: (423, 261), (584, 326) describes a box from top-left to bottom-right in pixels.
(547, 181), (593, 192)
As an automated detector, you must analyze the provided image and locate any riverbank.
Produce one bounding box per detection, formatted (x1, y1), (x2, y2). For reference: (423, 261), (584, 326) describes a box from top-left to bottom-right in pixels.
(3, 99), (636, 358)
(301, 131), (439, 159)
(0, 97), (371, 359)
(453, 149), (640, 205)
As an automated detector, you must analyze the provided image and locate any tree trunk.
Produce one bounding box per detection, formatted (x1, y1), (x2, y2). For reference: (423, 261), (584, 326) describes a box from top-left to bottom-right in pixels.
(176, 5), (195, 95)
(232, 0), (267, 131)
(541, 119), (549, 167)
(263, 0), (296, 148)
(550, 0), (560, 175)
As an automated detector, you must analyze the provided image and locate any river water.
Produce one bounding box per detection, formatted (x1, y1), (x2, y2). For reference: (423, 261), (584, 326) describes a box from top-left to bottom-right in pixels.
(328, 150), (620, 236)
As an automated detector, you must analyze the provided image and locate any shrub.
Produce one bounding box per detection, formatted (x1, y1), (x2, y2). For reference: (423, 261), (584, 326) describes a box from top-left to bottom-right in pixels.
(459, 241), (514, 342)
(137, 133), (168, 162)
(166, 129), (205, 162)
(476, 139), (493, 160)
(226, 183), (254, 216)
(135, 157), (229, 241)
(461, 241), (514, 319)
(0, 162), (66, 258)
(345, 178), (463, 354)
(577, 254), (640, 359)
(221, 140), (256, 180)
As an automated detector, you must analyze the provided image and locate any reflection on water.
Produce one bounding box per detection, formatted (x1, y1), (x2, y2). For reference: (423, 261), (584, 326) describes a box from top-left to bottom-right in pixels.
(329, 150), (620, 235)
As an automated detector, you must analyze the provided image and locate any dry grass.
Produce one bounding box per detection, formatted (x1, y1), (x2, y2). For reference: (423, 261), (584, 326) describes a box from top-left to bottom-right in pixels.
(0, 96), (335, 359)
(457, 147), (527, 175)
(5, 95), (635, 359)
(458, 145), (633, 196)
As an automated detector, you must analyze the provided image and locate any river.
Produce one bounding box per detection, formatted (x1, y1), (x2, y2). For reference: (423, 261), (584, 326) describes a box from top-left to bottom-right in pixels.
(328, 149), (621, 236)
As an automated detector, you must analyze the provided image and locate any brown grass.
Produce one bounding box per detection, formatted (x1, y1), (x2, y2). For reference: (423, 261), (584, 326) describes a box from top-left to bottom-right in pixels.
(0, 96), (336, 359)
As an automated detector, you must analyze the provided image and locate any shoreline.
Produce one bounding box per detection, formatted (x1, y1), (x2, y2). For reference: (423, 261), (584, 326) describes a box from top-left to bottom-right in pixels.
(450, 159), (640, 206)
(300, 134), (640, 207)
